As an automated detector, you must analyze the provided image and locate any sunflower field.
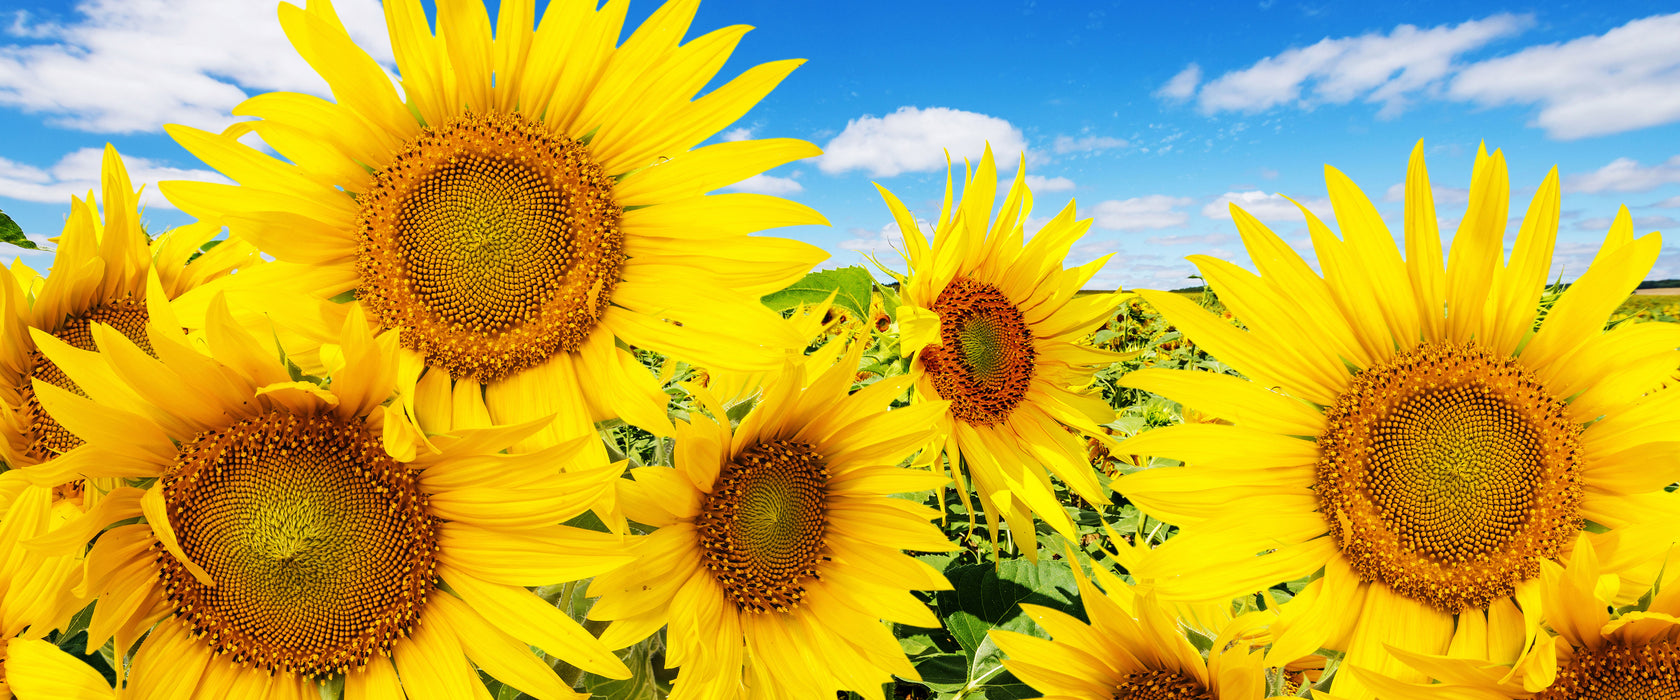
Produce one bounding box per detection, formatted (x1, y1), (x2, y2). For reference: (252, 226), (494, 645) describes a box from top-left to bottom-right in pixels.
(2, 1), (1678, 700)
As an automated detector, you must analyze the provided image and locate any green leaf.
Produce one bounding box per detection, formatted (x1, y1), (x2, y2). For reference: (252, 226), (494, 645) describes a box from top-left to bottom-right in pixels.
(934, 559), (1082, 631)
(912, 653), (969, 691)
(0, 209), (38, 249)
(761, 266), (874, 321)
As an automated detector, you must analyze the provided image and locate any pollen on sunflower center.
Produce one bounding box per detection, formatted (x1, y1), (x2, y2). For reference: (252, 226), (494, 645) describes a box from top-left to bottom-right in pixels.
(697, 440), (829, 614)
(355, 111), (624, 383)
(1539, 641), (1680, 700)
(155, 411), (439, 678)
(921, 276), (1036, 427)
(1317, 341), (1582, 613)
(20, 294), (152, 460)
(1112, 669), (1213, 700)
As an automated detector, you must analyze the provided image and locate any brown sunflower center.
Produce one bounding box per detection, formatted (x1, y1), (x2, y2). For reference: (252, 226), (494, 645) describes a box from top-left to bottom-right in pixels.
(1317, 341), (1582, 613)
(355, 111), (624, 383)
(921, 276), (1035, 427)
(1540, 641), (1680, 700)
(155, 412), (439, 677)
(1113, 670), (1213, 700)
(697, 440), (829, 614)
(20, 295), (152, 460)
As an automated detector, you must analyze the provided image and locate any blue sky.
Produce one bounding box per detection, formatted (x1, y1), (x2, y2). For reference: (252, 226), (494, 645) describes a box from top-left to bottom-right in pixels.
(2, 0), (1679, 289)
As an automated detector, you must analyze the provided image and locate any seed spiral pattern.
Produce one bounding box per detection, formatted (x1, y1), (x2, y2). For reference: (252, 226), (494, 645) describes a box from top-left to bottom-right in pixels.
(921, 277), (1036, 427)
(1317, 341), (1582, 613)
(20, 295), (151, 460)
(1112, 670), (1213, 700)
(356, 111), (624, 382)
(155, 412), (439, 677)
(1538, 641), (1680, 700)
(697, 440), (830, 614)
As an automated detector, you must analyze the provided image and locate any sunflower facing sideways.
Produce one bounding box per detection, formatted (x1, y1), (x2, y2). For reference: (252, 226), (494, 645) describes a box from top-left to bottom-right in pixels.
(881, 146), (1125, 552)
(586, 343), (956, 699)
(0, 145), (257, 478)
(1116, 141), (1680, 699)
(992, 550), (1277, 700)
(1350, 534), (1680, 700)
(12, 296), (634, 698)
(159, 0), (828, 458)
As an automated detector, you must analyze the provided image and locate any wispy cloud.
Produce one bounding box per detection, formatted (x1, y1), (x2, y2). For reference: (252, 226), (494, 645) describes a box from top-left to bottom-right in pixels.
(1565, 155), (1680, 193)
(1449, 13), (1680, 139)
(1051, 133), (1128, 154)
(0, 147), (226, 209)
(722, 173), (803, 196)
(1090, 195), (1193, 231)
(0, 0), (393, 133)
(819, 106), (1026, 177)
(1025, 175), (1075, 192)
(1191, 14), (1531, 117)
(1156, 63), (1201, 101)
(1203, 191), (1335, 224)
(1144, 232), (1235, 247)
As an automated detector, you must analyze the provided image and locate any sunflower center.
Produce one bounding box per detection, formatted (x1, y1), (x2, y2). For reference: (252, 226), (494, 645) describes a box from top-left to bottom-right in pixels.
(696, 440), (829, 614)
(1540, 641), (1680, 700)
(1113, 670), (1213, 700)
(356, 111), (624, 383)
(1316, 341), (1582, 613)
(921, 276), (1035, 427)
(155, 412), (438, 677)
(20, 295), (152, 460)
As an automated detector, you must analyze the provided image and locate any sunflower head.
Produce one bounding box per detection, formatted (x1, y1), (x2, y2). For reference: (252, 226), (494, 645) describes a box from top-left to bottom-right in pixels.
(1115, 141), (1679, 700)
(23, 293), (632, 696)
(882, 144), (1124, 555)
(158, 0), (829, 457)
(588, 344), (956, 698)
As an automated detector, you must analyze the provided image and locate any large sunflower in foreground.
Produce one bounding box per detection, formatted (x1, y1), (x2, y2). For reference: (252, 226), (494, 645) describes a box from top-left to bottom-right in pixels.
(1116, 142), (1680, 699)
(159, 0), (827, 457)
(0, 145), (257, 476)
(21, 299), (633, 698)
(992, 553), (1275, 700)
(587, 345), (955, 699)
(883, 146), (1124, 551)
(1351, 534), (1680, 700)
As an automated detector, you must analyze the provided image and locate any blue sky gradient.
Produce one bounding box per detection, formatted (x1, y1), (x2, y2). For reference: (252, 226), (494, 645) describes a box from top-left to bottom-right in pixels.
(2, 0), (1678, 289)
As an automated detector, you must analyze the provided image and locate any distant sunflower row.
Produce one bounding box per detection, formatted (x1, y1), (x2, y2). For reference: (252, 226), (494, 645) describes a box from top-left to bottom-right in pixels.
(0, 0), (1674, 699)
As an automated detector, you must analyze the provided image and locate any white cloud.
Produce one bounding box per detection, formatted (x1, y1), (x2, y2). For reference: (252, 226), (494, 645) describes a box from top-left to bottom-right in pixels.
(819, 106), (1027, 177)
(1196, 14), (1531, 117)
(722, 173), (802, 196)
(0, 147), (227, 210)
(1655, 195), (1680, 208)
(721, 127), (754, 142)
(1090, 195), (1193, 231)
(837, 219), (931, 257)
(1051, 134), (1128, 154)
(1449, 13), (1680, 139)
(1156, 63), (1201, 101)
(1203, 191), (1335, 223)
(1144, 232), (1235, 247)
(1564, 155), (1680, 194)
(1382, 182), (1471, 205)
(0, 0), (394, 133)
(1026, 175), (1075, 192)
(1574, 214), (1679, 232)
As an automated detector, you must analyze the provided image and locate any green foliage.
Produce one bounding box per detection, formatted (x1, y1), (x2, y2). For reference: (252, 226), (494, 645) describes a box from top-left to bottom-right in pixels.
(760, 265), (877, 321)
(0, 208), (38, 249)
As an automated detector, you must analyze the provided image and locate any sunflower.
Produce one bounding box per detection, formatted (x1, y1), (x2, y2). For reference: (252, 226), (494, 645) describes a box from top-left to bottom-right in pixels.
(991, 552), (1275, 700)
(1115, 142), (1680, 699)
(881, 146), (1125, 552)
(586, 343), (955, 699)
(0, 145), (257, 476)
(21, 297), (634, 698)
(0, 475), (89, 700)
(1351, 534), (1680, 700)
(159, 0), (828, 459)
